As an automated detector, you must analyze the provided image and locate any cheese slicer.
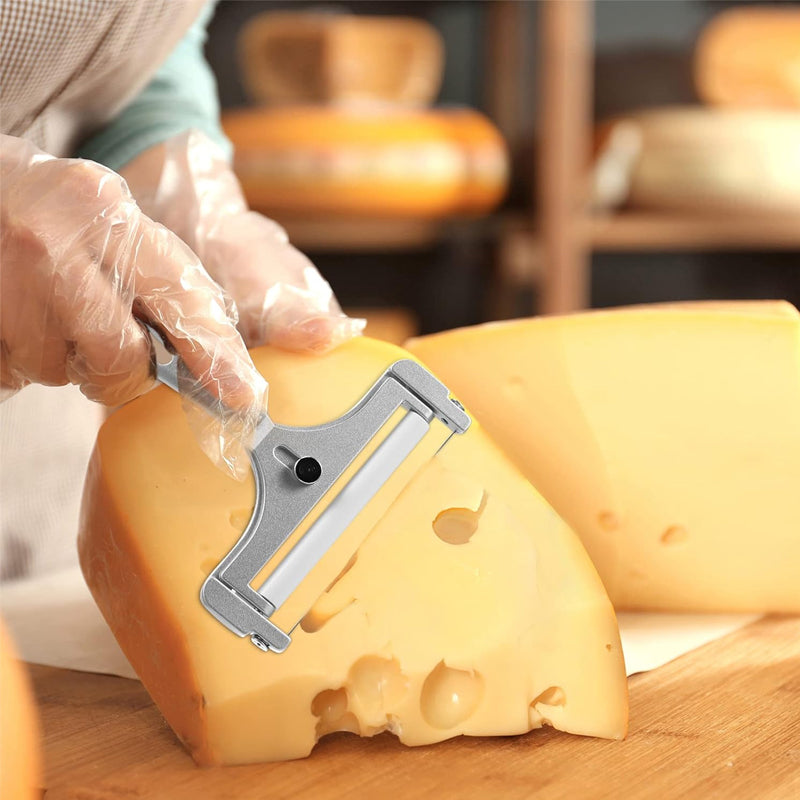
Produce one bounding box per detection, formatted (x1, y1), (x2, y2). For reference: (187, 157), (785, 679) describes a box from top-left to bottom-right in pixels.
(145, 323), (470, 653)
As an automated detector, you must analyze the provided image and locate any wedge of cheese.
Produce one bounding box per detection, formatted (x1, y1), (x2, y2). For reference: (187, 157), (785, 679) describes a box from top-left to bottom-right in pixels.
(0, 620), (42, 800)
(407, 302), (800, 613)
(78, 338), (627, 765)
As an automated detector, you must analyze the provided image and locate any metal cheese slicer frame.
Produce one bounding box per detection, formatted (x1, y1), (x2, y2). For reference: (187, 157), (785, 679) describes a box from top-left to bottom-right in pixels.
(146, 324), (470, 653)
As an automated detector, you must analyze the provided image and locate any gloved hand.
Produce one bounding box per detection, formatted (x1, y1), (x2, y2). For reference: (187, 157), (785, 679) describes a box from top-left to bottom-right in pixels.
(120, 130), (365, 352)
(0, 134), (266, 479)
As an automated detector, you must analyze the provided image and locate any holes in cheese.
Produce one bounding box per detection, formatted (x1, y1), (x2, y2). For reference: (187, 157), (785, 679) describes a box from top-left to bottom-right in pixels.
(229, 508), (252, 530)
(532, 685), (567, 708)
(597, 511), (621, 532)
(78, 337), (627, 764)
(432, 491), (487, 545)
(311, 688), (360, 737)
(348, 656), (408, 728)
(660, 526), (688, 546)
(420, 662), (484, 730)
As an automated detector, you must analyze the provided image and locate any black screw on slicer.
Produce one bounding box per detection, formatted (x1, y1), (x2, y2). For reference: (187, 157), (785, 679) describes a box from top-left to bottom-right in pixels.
(294, 457), (322, 484)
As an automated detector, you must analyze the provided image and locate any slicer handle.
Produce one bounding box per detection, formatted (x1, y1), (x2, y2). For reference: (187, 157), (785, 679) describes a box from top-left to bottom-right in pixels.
(143, 322), (269, 429)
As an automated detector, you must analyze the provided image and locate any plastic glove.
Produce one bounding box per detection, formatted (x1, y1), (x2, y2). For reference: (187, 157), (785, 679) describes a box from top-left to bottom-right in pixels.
(0, 134), (267, 479)
(120, 130), (365, 352)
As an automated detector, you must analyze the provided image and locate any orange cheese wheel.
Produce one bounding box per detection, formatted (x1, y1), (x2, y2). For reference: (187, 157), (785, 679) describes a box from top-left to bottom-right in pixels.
(0, 620), (42, 800)
(223, 107), (508, 218)
(695, 8), (800, 109)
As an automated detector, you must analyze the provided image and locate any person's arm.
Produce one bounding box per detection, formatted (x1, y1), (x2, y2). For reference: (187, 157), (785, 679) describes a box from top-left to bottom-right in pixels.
(120, 131), (365, 353)
(79, 3), (362, 353)
(77, 2), (231, 172)
(0, 134), (265, 480)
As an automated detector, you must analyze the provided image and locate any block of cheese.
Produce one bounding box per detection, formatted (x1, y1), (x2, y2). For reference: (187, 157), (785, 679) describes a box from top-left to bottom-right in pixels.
(695, 7), (800, 110)
(0, 620), (41, 800)
(223, 107), (508, 218)
(407, 302), (800, 612)
(238, 13), (443, 107)
(78, 338), (627, 765)
(593, 108), (800, 215)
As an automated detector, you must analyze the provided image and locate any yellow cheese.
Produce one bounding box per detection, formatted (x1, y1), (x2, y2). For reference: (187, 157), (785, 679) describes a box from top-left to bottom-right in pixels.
(223, 107), (509, 218)
(0, 620), (42, 800)
(238, 13), (444, 107)
(78, 337), (627, 765)
(407, 302), (800, 613)
(695, 7), (800, 110)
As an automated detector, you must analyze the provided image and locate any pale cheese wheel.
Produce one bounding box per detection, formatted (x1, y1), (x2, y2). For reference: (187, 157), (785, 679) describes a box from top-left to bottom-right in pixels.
(596, 107), (800, 214)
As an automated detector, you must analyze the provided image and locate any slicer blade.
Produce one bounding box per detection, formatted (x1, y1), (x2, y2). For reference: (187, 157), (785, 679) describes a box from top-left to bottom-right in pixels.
(257, 409), (429, 612)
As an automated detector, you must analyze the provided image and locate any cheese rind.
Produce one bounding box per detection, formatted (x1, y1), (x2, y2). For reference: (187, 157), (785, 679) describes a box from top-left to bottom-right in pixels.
(79, 338), (627, 764)
(0, 620), (42, 800)
(223, 107), (508, 217)
(407, 302), (800, 613)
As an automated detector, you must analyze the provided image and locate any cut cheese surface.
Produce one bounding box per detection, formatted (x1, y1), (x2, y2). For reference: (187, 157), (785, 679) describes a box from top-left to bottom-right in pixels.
(78, 337), (627, 765)
(407, 302), (800, 613)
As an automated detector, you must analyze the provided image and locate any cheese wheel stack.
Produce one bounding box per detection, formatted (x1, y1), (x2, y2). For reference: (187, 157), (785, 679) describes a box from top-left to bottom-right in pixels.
(224, 106), (508, 217)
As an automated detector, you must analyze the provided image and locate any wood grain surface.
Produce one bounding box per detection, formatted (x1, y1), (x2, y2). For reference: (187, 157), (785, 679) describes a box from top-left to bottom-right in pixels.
(29, 615), (800, 800)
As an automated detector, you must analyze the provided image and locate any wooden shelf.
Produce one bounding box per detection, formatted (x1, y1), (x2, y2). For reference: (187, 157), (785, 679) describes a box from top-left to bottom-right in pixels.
(501, 212), (800, 267)
(497, 0), (800, 314)
(589, 211), (800, 252)
(274, 216), (446, 252)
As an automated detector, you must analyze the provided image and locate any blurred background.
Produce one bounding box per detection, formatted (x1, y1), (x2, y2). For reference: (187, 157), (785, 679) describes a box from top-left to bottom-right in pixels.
(205, 0), (800, 342)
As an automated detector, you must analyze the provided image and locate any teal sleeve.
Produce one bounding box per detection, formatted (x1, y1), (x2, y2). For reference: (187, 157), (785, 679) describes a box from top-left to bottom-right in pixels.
(76, 2), (232, 171)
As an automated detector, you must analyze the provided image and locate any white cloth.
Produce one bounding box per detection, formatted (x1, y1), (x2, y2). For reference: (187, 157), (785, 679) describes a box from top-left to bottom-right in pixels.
(0, 385), (103, 580)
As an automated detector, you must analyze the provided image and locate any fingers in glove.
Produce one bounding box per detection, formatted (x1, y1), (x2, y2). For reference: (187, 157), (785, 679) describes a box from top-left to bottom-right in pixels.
(130, 216), (267, 415)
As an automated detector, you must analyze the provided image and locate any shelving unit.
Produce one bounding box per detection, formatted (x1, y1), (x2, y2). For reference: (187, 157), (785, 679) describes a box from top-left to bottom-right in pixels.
(524, 0), (800, 314)
(251, 2), (800, 323)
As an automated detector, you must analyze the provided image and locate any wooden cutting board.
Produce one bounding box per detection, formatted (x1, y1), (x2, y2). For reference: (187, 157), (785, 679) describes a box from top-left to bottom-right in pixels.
(29, 615), (800, 799)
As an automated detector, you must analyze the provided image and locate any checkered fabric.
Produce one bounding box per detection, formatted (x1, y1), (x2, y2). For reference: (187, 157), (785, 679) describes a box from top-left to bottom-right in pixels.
(0, 0), (205, 156)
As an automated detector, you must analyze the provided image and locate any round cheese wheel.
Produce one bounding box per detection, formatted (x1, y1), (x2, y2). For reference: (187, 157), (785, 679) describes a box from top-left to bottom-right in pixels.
(596, 108), (800, 215)
(224, 107), (509, 217)
(0, 620), (42, 800)
(695, 8), (800, 110)
(238, 13), (444, 108)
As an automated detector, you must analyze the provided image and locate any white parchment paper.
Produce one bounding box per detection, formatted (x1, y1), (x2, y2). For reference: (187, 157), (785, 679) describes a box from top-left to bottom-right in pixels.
(0, 567), (760, 681)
